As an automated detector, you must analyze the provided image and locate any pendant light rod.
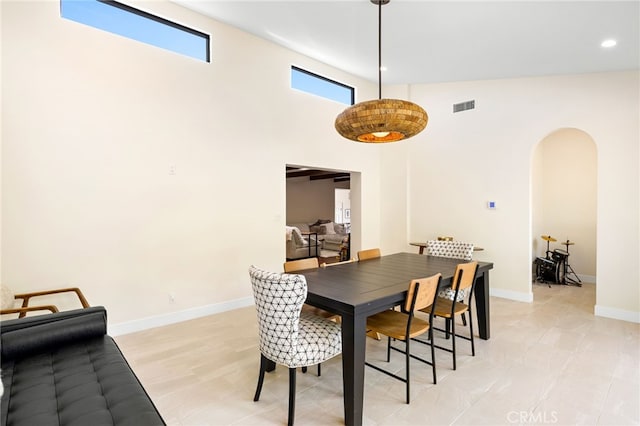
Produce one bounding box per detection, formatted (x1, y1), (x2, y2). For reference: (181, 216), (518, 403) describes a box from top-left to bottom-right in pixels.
(377, 0), (382, 99)
(373, 0), (389, 99)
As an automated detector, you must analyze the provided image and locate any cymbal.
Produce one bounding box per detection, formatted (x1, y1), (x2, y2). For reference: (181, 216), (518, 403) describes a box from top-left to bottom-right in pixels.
(541, 235), (557, 242)
(563, 240), (575, 245)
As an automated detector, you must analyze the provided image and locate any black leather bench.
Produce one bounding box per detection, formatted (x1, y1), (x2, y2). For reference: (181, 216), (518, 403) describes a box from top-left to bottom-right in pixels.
(1, 306), (165, 426)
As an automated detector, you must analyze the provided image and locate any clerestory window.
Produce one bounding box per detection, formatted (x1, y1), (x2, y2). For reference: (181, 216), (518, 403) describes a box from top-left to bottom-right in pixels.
(61, 0), (210, 62)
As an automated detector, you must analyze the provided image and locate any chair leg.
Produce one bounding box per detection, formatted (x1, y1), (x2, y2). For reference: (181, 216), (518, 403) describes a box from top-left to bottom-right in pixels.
(254, 355), (267, 402)
(468, 309), (475, 356)
(288, 368), (296, 426)
(405, 338), (411, 404)
(317, 363), (321, 376)
(451, 318), (457, 370)
(445, 318), (451, 339)
(430, 335), (437, 385)
(386, 336), (392, 362)
(461, 312), (467, 326)
(302, 366), (307, 373)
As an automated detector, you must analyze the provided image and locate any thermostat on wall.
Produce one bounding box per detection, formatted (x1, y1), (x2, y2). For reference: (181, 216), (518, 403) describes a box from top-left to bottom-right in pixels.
(487, 201), (497, 209)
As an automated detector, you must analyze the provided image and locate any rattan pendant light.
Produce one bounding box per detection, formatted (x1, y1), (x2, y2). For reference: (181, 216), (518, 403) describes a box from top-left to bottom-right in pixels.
(335, 0), (428, 143)
(335, 0), (429, 143)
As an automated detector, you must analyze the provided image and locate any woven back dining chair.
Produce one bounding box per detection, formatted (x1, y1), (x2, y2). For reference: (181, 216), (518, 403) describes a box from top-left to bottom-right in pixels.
(420, 261), (479, 370)
(249, 266), (342, 426)
(365, 273), (441, 403)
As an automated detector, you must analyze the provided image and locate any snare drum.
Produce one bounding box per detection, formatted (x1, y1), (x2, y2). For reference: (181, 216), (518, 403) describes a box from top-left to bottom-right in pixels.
(552, 249), (569, 263)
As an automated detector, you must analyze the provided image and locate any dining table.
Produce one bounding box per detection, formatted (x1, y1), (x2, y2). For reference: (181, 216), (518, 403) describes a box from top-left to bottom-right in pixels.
(300, 252), (494, 426)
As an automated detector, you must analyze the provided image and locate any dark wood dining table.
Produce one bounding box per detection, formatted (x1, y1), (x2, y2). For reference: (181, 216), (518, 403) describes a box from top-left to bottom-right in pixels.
(301, 252), (494, 426)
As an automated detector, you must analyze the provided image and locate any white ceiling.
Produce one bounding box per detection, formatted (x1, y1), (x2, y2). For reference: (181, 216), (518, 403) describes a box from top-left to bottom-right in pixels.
(173, 0), (639, 85)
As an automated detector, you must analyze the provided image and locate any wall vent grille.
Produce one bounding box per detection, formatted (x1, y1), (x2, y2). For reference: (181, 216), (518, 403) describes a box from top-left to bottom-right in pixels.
(453, 100), (475, 113)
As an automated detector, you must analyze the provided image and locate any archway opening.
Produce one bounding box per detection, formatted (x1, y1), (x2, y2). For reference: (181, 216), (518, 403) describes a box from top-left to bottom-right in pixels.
(531, 128), (597, 297)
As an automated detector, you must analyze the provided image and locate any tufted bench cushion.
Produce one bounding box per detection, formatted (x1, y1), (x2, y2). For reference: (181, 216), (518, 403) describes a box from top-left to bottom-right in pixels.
(1, 307), (165, 426)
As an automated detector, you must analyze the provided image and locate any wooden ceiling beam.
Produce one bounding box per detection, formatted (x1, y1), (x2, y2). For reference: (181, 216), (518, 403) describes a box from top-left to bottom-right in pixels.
(287, 169), (331, 178)
(310, 173), (350, 181)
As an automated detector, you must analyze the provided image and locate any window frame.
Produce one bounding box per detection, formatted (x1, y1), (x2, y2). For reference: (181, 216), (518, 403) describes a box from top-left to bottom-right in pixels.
(291, 65), (355, 105)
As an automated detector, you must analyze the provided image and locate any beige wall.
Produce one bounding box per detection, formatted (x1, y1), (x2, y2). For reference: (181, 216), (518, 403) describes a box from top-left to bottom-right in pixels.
(403, 72), (639, 320)
(1, 1), (383, 330)
(286, 176), (349, 225)
(2, 1), (638, 329)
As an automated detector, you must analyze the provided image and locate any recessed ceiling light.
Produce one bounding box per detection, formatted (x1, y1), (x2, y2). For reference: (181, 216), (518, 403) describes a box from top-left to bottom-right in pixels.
(601, 39), (617, 48)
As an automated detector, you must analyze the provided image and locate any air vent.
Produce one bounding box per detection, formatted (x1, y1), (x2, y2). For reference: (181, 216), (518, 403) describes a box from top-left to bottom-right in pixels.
(453, 100), (475, 113)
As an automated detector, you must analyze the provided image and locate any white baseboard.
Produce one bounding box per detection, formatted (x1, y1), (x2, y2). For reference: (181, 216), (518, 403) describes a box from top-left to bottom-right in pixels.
(489, 288), (533, 303)
(576, 274), (596, 284)
(594, 305), (640, 323)
(108, 296), (254, 336)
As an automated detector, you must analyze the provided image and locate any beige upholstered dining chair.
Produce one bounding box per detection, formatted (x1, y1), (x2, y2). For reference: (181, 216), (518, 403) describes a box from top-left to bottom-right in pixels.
(426, 239), (473, 263)
(283, 258), (340, 323)
(426, 240), (474, 326)
(420, 261), (479, 370)
(357, 248), (381, 261)
(249, 266), (342, 426)
(426, 240), (473, 259)
(365, 273), (441, 403)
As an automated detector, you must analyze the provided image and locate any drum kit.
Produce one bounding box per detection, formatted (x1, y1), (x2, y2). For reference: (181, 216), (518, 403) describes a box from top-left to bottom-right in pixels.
(534, 235), (582, 287)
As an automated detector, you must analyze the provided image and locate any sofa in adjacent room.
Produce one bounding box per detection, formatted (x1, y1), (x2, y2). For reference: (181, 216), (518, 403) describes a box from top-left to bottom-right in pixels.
(0, 306), (165, 426)
(286, 220), (350, 259)
(286, 224), (320, 260)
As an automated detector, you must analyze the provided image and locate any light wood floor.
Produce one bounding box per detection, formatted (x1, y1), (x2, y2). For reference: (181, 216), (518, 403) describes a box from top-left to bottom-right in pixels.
(115, 283), (639, 425)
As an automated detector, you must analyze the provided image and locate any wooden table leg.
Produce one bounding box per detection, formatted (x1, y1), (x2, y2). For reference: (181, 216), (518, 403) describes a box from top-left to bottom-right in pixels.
(341, 312), (367, 426)
(474, 270), (491, 340)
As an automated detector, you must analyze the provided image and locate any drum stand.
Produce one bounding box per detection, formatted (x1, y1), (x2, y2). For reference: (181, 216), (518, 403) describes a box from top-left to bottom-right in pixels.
(562, 240), (582, 287)
(542, 235), (554, 260)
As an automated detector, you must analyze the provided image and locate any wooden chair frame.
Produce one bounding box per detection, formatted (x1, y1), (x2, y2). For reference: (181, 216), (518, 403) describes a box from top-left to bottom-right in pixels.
(365, 273), (441, 403)
(320, 258), (356, 267)
(2, 287), (90, 318)
(419, 261), (479, 370)
(283, 257), (319, 273)
(357, 248), (381, 261)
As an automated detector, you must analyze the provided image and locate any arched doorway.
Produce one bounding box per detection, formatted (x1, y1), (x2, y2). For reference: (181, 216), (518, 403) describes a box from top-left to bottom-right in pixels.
(531, 128), (597, 295)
